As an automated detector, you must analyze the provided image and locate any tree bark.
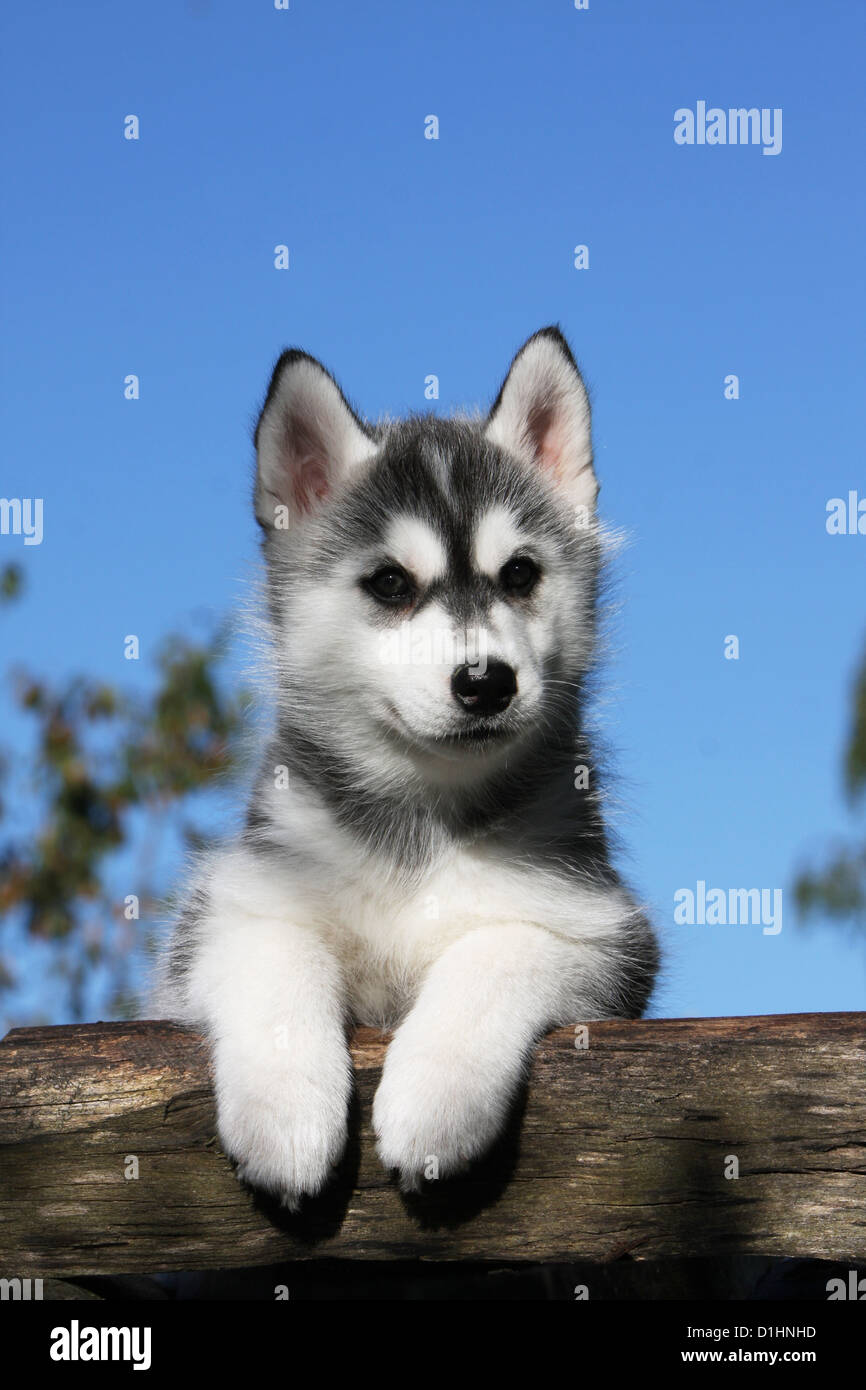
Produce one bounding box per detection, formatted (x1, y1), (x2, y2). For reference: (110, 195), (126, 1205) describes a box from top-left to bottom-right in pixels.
(0, 1014), (864, 1275)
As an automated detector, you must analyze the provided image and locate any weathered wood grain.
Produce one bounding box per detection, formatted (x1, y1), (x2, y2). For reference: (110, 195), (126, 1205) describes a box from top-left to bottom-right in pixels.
(0, 1014), (864, 1275)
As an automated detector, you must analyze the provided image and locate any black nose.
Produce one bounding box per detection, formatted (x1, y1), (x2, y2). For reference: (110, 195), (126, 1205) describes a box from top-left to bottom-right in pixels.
(451, 662), (517, 717)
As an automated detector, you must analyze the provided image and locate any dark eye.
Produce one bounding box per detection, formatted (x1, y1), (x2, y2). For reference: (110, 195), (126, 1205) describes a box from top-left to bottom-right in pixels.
(500, 556), (540, 596)
(364, 565), (413, 605)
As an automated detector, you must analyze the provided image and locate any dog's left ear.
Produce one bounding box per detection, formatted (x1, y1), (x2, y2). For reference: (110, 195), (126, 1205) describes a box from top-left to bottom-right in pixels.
(254, 350), (376, 530)
(484, 327), (597, 511)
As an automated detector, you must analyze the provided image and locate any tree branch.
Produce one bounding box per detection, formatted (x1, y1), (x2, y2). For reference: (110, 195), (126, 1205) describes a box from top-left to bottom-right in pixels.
(1, 1014), (864, 1275)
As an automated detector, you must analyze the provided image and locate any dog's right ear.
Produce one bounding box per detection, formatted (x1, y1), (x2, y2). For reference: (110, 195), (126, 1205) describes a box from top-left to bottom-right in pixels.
(484, 327), (597, 512)
(254, 350), (376, 529)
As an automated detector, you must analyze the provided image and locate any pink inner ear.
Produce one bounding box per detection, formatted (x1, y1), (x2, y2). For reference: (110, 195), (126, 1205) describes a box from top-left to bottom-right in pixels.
(527, 401), (565, 481)
(292, 456), (330, 515)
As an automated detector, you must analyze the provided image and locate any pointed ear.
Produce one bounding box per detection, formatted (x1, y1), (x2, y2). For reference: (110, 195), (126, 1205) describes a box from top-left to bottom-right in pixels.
(254, 350), (376, 528)
(484, 327), (597, 511)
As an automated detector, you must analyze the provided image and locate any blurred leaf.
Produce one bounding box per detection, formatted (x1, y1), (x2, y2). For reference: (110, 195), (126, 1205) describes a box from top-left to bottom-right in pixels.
(0, 622), (248, 1021)
(795, 636), (866, 930)
(844, 647), (866, 804)
(795, 848), (866, 926)
(0, 565), (23, 604)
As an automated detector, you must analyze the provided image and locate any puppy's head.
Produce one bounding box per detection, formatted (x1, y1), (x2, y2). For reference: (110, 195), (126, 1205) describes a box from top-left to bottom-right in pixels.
(254, 328), (601, 786)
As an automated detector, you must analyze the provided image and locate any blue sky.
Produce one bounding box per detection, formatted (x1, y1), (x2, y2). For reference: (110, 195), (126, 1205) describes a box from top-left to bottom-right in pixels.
(1, 0), (864, 1024)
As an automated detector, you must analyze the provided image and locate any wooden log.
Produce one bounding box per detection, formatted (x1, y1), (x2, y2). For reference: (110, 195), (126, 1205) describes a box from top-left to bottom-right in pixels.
(0, 1014), (864, 1276)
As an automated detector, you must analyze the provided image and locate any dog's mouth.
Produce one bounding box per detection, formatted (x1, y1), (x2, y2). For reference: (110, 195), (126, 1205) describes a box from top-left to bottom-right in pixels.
(380, 703), (520, 757)
(436, 723), (513, 748)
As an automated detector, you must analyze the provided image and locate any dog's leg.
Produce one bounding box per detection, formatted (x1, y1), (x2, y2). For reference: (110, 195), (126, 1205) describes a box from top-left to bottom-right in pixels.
(373, 921), (615, 1189)
(181, 907), (351, 1209)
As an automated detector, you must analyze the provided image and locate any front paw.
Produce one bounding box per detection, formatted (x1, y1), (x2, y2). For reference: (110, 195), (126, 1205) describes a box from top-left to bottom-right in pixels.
(217, 1075), (349, 1211)
(372, 1041), (515, 1191)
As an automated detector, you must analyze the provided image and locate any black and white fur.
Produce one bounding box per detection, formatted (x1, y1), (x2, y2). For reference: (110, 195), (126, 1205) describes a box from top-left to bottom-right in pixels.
(153, 327), (659, 1205)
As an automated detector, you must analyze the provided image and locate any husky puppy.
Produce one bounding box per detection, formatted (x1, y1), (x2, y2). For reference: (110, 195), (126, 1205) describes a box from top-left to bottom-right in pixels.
(154, 327), (658, 1206)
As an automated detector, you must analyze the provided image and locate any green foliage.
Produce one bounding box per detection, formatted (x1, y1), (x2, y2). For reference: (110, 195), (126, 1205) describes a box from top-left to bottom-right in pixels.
(0, 564), (23, 604)
(843, 646), (866, 805)
(0, 573), (248, 1021)
(795, 640), (866, 929)
(795, 849), (866, 926)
